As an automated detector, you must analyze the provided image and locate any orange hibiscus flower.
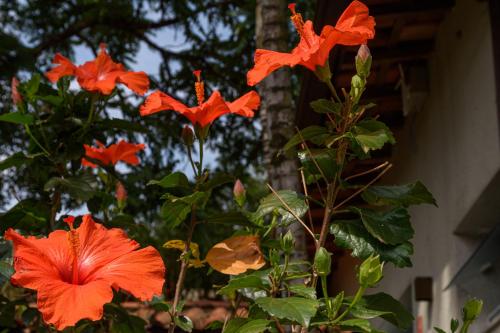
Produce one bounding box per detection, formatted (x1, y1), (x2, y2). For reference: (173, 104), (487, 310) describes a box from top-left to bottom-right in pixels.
(4, 215), (165, 330)
(140, 70), (260, 128)
(45, 44), (149, 95)
(247, 1), (375, 86)
(82, 140), (145, 168)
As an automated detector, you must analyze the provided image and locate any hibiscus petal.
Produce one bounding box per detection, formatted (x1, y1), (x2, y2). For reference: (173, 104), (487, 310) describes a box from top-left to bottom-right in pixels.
(4, 228), (72, 290)
(247, 49), (301, 86)
(111, 141), (145, 165)
(197, 91), (232, 127)
(90, 246), (165, 301)
(334, 0), (375, 44)
(45, 54), (77, 83)
(82, 144), (109, 167)
(139, 90), (190, 116)
(118, 71), (150, 95)
(228, 91), (261, 118)
(37, 279), (113, 330)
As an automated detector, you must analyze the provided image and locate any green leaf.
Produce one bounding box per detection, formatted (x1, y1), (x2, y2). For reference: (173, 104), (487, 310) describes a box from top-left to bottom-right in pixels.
(148, 172), (190, 189)
(362, 181), (437, 207)
(44, 175), (96, 201)
(350, 303), (391, 319)
(0, 152), (30, 171)
(218, 271), (271, 296)
(451, 318), (459, 333)
(283, 126), (330, 152)
(175, 316), (193, 332)
(0, 199), (50, 233)
(352, 207), (413, 245)
(298, 148), (338, 182)
(0, 112), (34, 125)
(224, 319), (272, 333)
(352, 119), (395, 153)
(253, 190), (308, 225)
(330, 220), (413, 267)
(288, 285), (317, 299)
(25, 74), (41, 98)
(330, 291), (344, 318)
(199, 173), (234, 191)
(362, 292), (414, 329)
(160, 192), (208, 229)
(310, 99), (341, 114)
(434, 328), (447, 333)
(255, 297), (319, 327)
(40, 95), (63, 106)
(340, 318), (372, 332)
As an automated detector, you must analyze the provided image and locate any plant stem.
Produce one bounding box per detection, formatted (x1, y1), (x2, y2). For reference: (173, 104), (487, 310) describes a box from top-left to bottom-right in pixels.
(187, 144), (198, 178)
(169, 206), (197, 333)
(24, 124), (50, 156)
(197, 138), (204, 177)
(333, 286), (366, 324)
(325, 79), (341, 103)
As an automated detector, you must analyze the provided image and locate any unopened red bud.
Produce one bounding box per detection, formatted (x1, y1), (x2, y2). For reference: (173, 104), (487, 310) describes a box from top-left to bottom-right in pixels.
(357, 44), (371, 62)
(233, 179), (246, 207)
(182, 125), (195, 146)
(116, 181), (127, 202)
(11, 77), (22, 104)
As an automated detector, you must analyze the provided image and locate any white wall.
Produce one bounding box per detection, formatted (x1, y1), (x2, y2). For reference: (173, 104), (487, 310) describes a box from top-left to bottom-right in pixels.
(375, 0), (500, 331)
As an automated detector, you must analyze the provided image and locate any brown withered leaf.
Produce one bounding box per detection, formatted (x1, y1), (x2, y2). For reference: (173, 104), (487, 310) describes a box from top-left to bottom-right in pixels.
(206, 235), (266, 275)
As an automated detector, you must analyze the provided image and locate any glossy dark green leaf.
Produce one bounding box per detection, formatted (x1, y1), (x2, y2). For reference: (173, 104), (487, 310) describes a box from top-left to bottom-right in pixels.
(224, 319), (272, 333)
(352, 119), (395, 153)
(451, 318), (459, 333)
(255, 297), (319, 327)
(340, 318), (372, 332)
(330, 220), (413, 267)
(361, 181), (437, 207)
(160, 192), (208, 229)
(283, 126), (330, 152)
(298, 148), (338, 182)
(44, 175), (96, 201)
(175, 315), (193, 332)
(218, 271), (271, 296)
(310, 99), (341, 114)
(0, 199), (50, 233)
(352, 207), (413, 245)
(0, 112), (34, 125)
(148, 171), (190, 189)
(252, 190), (308, 225)
(434, 327), (447, 333)
(199, 173), (234, 191)
(362, 292), (414, 329)
(0, 152), (30, 171)
(288, 285), (317, 300)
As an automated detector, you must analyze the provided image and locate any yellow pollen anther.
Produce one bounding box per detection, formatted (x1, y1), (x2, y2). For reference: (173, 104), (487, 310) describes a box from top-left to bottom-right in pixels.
(288, 3), (305, 37)
(193, 70), (204, 105)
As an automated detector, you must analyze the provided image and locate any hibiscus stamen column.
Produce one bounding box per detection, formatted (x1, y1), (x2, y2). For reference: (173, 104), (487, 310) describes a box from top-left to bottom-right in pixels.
(288, 4), (310, 47)
(64, 216), (80, 285)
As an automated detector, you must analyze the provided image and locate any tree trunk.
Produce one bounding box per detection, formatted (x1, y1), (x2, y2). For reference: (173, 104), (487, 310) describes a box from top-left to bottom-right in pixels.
(255, 0), (307, 262)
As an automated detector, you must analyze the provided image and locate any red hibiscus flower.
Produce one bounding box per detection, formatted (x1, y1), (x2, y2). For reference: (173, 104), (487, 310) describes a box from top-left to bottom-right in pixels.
(82, 140), (145, 168)
(247, 1), (375, 86)
(45, 44), (149, 95)
(11, 77), (22, 104)
(4, 215), (165, 330)
(140, 70), (260, 128)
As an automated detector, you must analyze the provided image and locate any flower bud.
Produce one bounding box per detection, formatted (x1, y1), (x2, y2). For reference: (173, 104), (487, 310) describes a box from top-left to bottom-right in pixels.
(358, 255), (383, 288)
(462, 298), (483, 322)
(314, 247), (332, 276)
(115, 181), (127, 210)
(280, 230), (295, 254)
(355, 44), (372, 78)
(181, 125), (194, 146)
(11, 77), (22, 105)
(233, 179), (246, 207)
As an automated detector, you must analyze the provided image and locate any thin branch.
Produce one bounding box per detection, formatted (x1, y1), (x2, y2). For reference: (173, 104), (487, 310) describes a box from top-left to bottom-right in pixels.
(332, 164), (393, 211)
(266, 184), (318, 245)
(344, 161), (390, 181)
(299, 168), (315, 233)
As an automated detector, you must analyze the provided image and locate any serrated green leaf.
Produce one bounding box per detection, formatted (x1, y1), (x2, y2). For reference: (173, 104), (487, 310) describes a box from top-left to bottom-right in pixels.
(175, 316), (193, 332)
(218, 271), (271, 296)
(352, 119), (395, 153)
(352, 207), (413, 245)
(283, 126), (330, 152)
(362, 181), (437, 207)
(160, 192), (208, 229)
(148, 172), (190, 189)
(310, 99), (341, 114)
(255, 297), (319, 327)
(224, 319), (272, 333)
(362, 292), (414, 329)
(0, 112), (34, 125)
(340, 318), (372, 332)
(252, 190), (308, 225)
(288, 285), (317, 299)
(330, 220), (413, 267)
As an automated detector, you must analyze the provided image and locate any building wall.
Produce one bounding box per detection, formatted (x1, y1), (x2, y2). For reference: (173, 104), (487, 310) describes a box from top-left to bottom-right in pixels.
(374, 0), (500, 332)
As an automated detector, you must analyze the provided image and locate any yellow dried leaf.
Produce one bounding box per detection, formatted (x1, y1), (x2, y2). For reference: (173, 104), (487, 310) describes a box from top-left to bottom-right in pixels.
(206, 235), (266, 275)
(163, 239), (200, 258)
